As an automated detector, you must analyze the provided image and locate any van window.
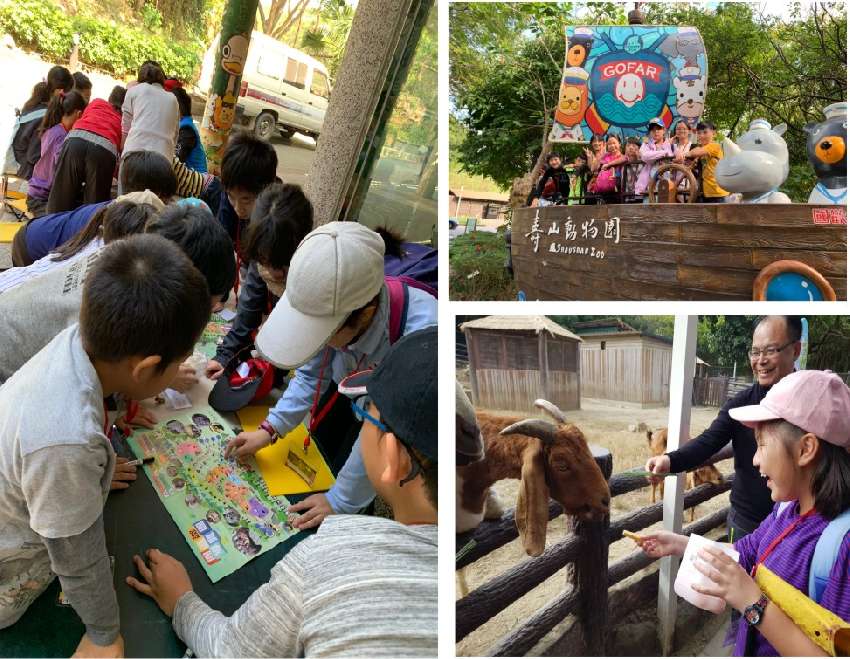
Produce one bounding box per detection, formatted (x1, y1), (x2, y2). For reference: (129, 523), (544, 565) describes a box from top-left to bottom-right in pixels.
(283, 58), (308, 89)
(310, 71), (330, 99)
(258, 54), (284, 81)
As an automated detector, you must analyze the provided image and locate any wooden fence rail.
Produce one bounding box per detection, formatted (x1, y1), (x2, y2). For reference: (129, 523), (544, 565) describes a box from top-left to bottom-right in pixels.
(456, 445), (735, 655)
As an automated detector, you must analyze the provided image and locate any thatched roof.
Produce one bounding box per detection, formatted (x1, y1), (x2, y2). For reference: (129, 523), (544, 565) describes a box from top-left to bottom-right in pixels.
(459, 315), (582, 341)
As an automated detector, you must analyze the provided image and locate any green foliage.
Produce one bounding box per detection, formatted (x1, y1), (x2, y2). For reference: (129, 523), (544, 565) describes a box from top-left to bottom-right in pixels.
(0, 0), (201, 81)
(141, 3), (163, 31)
(450, 231), (517, 301)
(781, 163), (818, 204)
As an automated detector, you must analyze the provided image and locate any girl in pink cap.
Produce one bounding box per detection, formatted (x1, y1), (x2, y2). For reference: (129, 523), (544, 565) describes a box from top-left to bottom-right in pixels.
(639, 370), (850, 656)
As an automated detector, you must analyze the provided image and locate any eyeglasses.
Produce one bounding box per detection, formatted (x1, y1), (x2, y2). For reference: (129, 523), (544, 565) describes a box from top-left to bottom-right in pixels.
(350, 400), (423, 486)
(749, 339), (796, 359)
(351, 400), (388, 433)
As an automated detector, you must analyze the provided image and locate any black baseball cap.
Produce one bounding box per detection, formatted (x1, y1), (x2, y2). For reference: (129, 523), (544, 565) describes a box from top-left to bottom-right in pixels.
(338, 326), (437, 461)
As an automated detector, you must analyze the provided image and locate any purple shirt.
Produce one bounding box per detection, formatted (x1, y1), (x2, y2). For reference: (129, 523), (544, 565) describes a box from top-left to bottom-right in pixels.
(28, 123), (69, 200)
(733, 501), (850, 656)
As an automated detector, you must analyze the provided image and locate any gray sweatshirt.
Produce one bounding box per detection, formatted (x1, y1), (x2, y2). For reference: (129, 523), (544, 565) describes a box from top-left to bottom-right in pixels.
(0, 325), (118, 643)
(172, 515), (438, 657)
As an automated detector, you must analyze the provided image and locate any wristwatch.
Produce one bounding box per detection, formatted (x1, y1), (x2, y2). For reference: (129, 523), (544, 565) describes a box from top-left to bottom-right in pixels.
(259, 420), (280, 445)
(743, 593), (769, 627)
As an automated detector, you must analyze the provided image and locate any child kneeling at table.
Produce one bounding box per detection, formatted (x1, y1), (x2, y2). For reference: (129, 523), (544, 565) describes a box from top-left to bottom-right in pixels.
(0, 234), (211, 657)
(638, 370), (850, 656)
(127, 327), (439, 657)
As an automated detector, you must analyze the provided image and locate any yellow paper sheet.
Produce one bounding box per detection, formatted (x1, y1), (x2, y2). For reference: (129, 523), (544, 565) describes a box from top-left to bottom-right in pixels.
(0, 222), (23, 242)
(238, 405), (336, 496)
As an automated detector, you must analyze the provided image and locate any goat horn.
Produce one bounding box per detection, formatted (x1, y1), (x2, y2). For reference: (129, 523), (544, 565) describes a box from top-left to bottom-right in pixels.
(534, 399), (566, 424)
(500, 418), (557, 443)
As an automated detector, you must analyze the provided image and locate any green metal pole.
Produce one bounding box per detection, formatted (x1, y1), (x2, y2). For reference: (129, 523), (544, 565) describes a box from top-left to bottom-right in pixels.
(200, 0), (260, 175)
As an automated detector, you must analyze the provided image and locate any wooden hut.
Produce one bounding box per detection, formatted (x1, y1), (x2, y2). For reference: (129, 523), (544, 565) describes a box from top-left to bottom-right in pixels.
(572, 318), (673, 407)
(460, 315), (582, 413)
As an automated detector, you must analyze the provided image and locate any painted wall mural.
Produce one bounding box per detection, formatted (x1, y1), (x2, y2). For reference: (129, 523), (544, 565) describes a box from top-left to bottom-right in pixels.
(550, 25), (708, 143)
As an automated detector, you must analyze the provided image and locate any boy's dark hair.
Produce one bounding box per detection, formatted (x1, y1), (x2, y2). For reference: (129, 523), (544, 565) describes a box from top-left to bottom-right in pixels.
(108, 85), (126, 112)
(753, 316), (803, 343)
(696, 121), (716, 131)
(53, 200), (158, 261)
(172, 87), (192, 118)
(72, 71), (92, 92)
(241, 183), (313, 270)
(408, 444), (437, 509)
(120, 151), (177, 200)
(221, 132), (278, 195)
(145, 202), (236, 299)
(342, 291), (382, 332)
(374, 226), (404, 259)
(626, 136), (641, 147)
(39, 90), (87, 136)
(138, 60), (166, 86)
(546, 152), (561, 163)
(80, 234), (210, 373)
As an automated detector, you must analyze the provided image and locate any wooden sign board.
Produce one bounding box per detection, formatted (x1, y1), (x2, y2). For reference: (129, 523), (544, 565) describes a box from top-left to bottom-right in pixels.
(511, 204), (847, 300)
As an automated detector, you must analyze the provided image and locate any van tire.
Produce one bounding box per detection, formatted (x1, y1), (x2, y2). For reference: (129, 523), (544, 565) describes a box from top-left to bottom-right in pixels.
(254, 112), (277, 140)
(279, 127), (295, 140)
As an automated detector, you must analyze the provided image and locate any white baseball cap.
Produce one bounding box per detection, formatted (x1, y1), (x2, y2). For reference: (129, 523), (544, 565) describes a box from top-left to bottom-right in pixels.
(255, 221), (385, 369)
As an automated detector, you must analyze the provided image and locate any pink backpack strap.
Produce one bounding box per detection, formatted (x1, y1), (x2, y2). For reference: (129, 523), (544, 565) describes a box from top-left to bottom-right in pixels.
(385, 276), (409, 345)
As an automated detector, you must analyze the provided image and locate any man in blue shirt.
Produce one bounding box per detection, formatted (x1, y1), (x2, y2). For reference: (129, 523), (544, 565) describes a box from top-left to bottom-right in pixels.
(224, 222), (437, 529)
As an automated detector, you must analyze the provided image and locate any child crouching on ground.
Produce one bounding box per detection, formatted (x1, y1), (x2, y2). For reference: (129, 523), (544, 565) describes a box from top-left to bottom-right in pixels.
(127, 327), (438, 657)
(0, 234), (211, 657)
(639, 370), (850, 656)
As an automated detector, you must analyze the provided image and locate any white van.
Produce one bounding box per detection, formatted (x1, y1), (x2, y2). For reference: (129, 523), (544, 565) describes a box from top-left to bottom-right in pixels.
(199, 31), (331, 141)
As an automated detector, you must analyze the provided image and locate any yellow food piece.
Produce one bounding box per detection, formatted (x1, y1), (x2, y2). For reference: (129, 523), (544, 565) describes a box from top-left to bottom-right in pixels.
(755, 564), (850, 656)
(622, 529), (644, 543)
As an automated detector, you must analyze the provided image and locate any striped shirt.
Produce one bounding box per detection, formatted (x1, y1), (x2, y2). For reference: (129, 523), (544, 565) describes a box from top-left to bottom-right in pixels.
(0, 238), (102, 294)
(172, 515), (438, 657)
(173, 158), (214, 199)
(733, 502), (850, 655)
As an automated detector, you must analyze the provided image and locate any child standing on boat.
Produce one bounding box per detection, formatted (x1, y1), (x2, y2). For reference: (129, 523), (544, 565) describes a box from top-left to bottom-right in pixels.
(635, 117), (674, 199)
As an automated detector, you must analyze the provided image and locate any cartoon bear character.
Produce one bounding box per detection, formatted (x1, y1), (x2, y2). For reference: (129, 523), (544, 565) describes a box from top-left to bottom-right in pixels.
(673, 66), (705, 125)
(566, 27), (594, 67)
(555, 67), (590, 128)
(804, 102), (847, 204)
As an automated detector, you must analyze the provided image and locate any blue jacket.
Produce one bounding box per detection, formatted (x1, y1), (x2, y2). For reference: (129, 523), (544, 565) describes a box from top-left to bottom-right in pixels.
(177, 116), (208, 173)
(25, 201), (110, 262)
(266, 284), (437, 513)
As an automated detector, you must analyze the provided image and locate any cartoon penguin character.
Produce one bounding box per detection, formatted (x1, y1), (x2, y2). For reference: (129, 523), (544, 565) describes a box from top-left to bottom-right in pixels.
(805, 102), (847, 204)
(566, 27), (594, 67)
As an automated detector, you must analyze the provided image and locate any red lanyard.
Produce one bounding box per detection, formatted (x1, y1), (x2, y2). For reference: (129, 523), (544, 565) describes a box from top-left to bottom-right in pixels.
(308, 348), (366, 439)
(750, 507), (815, 577)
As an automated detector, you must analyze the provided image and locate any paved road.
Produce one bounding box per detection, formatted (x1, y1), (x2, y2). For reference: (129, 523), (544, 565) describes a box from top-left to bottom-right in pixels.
(268, 132), (316, 188)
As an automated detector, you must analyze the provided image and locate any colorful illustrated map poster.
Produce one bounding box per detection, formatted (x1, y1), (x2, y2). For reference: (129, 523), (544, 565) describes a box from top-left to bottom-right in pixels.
(127, 407), (298, 582)
(550, 25), (707, 142)
(195, 312), (232, 359)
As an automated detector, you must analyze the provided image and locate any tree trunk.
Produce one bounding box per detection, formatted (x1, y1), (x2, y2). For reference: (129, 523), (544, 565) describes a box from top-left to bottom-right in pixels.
(200, 0), (261, 175)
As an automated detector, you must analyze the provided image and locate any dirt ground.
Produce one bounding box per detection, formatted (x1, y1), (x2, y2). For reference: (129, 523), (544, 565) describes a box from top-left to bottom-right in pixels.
(456, 377), (734, 657)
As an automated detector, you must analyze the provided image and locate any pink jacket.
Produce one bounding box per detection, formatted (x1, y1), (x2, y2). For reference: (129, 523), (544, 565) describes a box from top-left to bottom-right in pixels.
(634, 140), (674, 195)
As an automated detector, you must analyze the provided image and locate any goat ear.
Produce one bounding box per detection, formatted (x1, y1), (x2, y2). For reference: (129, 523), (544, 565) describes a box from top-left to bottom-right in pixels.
(516, 439), (550, 557)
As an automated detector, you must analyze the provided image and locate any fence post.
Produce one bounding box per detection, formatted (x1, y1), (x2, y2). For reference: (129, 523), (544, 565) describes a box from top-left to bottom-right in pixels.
(575, 445), (613, 655)
(658, 315), (697, 655)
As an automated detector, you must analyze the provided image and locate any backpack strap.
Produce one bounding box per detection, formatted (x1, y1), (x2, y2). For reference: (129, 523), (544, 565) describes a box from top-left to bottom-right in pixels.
(385, 276), (409, 345)
(809, 508), (850, 603)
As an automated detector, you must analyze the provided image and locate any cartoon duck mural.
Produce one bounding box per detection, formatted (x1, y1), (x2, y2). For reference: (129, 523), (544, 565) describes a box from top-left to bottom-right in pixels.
(805, 102), (847, 205)
(203, 32), (250, 142)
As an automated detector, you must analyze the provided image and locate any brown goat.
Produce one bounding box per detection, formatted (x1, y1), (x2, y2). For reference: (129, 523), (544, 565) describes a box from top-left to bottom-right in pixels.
(646, 427), (724, 521)
(458, 399), (610, 557)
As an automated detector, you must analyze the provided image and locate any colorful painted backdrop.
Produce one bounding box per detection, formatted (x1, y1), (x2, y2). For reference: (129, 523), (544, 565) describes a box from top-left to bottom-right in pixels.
(550, 25), (707, 143)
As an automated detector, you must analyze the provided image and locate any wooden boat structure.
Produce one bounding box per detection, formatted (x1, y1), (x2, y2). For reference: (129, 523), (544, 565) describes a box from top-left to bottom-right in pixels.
(510, 203), (847, 300)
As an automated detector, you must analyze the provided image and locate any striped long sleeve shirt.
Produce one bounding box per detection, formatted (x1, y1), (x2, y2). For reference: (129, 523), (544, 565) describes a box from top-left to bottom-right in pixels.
(172, 515), (438, 657)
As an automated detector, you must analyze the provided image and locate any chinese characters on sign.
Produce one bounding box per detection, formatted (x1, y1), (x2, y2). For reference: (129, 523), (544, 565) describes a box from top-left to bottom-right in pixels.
(812, 207), (847, 225)
(525, 213), (621, 260)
